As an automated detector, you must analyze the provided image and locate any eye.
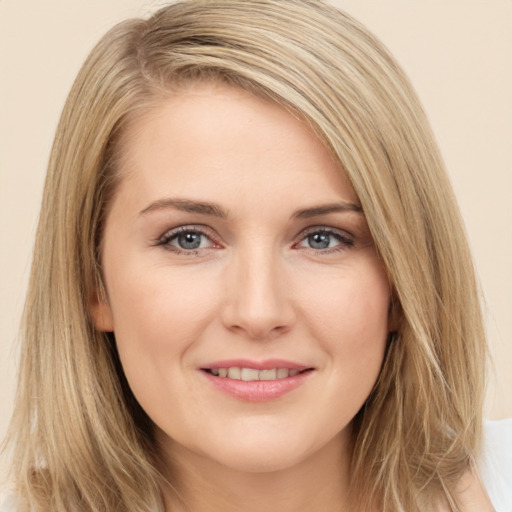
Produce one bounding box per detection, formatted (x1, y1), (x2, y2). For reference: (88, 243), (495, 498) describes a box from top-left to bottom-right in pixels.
(296, 228), (354, 252)
(159, 226), (217, 253)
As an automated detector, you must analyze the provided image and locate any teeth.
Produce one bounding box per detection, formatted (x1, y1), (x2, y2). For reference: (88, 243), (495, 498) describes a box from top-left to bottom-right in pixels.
(259, 369), (277, 381)
(208, 367), (305, 381)
(241, 368), (260, 381)
(277, 368), (289, 379)
(227, 367), (241, 379)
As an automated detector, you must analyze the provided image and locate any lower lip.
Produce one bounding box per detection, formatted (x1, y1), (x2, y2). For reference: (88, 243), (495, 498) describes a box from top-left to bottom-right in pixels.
(202, 370), (313, 402)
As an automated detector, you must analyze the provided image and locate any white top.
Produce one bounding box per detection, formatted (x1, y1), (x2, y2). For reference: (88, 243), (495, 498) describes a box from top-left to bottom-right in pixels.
(478, 418), (512, 511)
(1, 419), (511, 511)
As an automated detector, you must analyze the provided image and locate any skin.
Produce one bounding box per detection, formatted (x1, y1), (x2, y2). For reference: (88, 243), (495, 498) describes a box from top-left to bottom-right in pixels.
(90, 82), (493, 512)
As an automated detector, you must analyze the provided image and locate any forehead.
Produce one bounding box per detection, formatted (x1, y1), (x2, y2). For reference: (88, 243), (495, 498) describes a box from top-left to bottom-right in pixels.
(114, 81), (356, 205)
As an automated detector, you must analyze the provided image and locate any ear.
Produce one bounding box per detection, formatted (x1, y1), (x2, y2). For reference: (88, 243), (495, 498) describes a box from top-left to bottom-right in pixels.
(89, 291), (114, 332)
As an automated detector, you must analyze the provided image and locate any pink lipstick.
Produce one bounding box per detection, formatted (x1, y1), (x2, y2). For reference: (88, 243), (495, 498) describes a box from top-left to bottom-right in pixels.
(200, 359), (314, 401)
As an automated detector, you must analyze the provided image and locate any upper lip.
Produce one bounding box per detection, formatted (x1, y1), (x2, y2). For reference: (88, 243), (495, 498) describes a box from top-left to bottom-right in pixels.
(200, 359), (312, 371)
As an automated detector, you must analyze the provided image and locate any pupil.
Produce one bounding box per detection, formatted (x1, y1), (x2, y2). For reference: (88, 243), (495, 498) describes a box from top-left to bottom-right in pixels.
(178, 232), (201, 250)
(309, 233), (330, 249)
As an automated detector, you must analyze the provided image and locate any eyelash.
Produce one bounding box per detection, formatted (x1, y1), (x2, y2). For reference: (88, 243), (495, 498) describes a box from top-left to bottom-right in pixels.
(297, 227), (354, 254)
(157, 225), (219, 255)
(157, 225), (355, 255)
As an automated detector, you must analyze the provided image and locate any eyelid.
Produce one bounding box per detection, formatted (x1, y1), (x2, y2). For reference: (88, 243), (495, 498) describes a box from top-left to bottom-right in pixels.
(298, 225), (353, 237)
(293, 225), (355, 251)
(157, 224), (222, 250)
(155, 224), (355, 255)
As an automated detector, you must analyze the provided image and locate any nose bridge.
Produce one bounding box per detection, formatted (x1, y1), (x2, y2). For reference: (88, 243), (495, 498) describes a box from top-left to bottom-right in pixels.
(222, 243), (293, 339)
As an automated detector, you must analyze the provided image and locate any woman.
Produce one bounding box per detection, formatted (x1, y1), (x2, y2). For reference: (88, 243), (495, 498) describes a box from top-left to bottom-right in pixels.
(0, 0), (502, 510)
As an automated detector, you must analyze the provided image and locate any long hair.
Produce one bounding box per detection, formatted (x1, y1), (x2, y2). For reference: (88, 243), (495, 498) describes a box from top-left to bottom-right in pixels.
(4, 1), (486, 511)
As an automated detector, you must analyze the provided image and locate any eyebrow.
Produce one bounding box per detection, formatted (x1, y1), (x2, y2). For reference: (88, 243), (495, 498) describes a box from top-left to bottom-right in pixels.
(139, 198), (229, 218)
(292, 201), (363, 219)
(139, 197), (363, 219)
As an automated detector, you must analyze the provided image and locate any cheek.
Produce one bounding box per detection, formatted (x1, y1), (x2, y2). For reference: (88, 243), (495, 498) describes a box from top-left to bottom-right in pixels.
(300, 265), (390, 344)
(297, 263), (390, 392)
(106, 258), (219, 337)
(103, 262), (221, 395)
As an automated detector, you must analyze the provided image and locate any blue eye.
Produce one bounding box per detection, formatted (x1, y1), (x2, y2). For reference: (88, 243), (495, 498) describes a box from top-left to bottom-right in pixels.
(298, 229), (353, 252)
(307, 232), (334, 249)
(160, 227), (214, 252)
(158, 226), (353, 255)
(174, 232), (205, 250)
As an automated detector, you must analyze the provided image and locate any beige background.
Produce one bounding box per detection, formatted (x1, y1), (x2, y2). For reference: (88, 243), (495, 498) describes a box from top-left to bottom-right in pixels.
(1, 0), (511, 455)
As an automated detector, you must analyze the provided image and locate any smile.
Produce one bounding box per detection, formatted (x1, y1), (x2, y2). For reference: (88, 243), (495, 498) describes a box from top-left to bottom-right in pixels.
(205, 367), (303, 381)
(200, 360), (315, 401)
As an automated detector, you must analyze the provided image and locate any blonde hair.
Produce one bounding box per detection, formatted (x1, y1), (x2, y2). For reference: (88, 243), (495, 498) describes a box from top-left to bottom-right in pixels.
(4, 1), (486, 511)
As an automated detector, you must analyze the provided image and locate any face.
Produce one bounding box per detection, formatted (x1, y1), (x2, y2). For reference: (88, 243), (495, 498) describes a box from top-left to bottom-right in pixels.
(92, 82), (392, 475)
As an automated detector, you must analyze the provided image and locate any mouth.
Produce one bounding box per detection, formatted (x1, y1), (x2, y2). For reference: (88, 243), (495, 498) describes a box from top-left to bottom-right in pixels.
(202, 367), (313, 381)
(199, 360), (315, 401)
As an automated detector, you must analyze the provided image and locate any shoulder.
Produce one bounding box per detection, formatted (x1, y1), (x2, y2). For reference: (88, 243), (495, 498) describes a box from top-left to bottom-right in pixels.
(478, 418), (512, 512)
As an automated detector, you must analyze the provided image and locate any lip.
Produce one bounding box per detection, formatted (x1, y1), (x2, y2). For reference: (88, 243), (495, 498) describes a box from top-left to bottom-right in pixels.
(199, 359), (314, 402)
(200, 359), (310, 371)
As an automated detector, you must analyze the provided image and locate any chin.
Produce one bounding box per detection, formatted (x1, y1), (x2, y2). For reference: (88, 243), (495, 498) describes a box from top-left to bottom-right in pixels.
(191, 421), (344, 475)
(206, 442), (310, 474)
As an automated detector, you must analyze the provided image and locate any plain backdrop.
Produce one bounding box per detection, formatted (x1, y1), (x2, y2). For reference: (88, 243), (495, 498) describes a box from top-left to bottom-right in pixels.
(1, 0), (511, 459)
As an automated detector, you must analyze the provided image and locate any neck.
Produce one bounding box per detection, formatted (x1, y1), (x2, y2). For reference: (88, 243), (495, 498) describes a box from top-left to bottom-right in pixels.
(160, 431), (353, 512)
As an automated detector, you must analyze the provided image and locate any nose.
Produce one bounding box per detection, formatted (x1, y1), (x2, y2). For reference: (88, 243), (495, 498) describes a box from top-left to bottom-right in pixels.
(221, 248), (296, 340)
